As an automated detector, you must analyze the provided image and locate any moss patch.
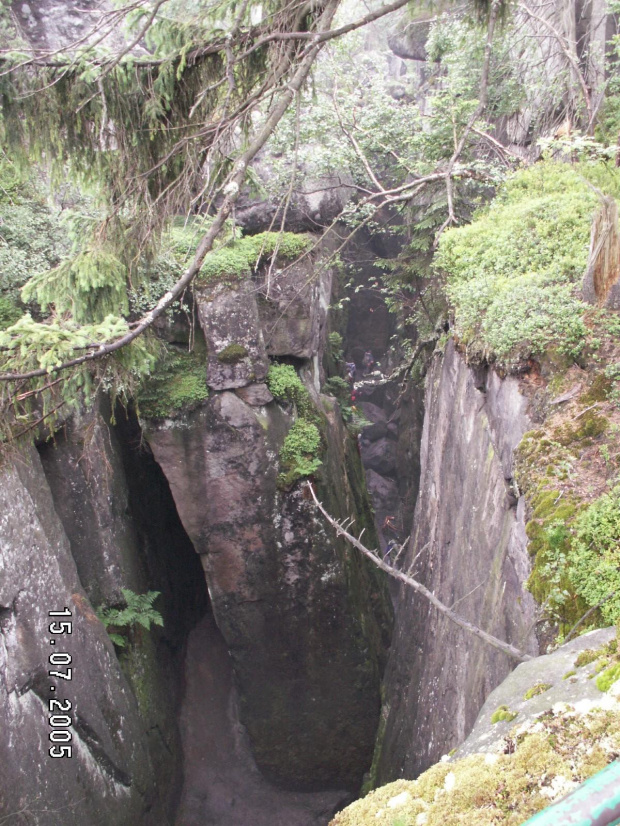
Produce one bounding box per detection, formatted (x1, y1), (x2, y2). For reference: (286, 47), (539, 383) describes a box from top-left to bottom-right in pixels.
(216, 342), (248, 363)
(330, 705), (620, 826)
(138, 346), (208, 419)
(524, 683), (552, 700)
(491, 705), (518, 723)
(169, 221), (311, 286)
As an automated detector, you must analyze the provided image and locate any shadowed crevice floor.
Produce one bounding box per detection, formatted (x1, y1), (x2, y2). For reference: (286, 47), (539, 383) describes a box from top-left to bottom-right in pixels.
(175, 613), (350, 826)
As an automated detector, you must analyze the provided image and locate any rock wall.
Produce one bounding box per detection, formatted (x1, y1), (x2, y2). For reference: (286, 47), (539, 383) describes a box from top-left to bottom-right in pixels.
(0, 402), (208, 825)
(375, 340), (539, 783)
(0, 446), (159, 825)
(143, 248), (393, 793)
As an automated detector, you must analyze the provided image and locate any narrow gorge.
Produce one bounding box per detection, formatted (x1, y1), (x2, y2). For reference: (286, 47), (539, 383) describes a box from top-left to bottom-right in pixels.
(2, 0), (620, 824)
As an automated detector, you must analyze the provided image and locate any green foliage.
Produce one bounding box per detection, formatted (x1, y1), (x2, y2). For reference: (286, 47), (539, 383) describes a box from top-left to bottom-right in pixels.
(328, 331), (344, 361)
(97, 589), (164, 649)
(436, 163), (598, 366)
(0, 296), (20, 330)
(266, 363), (312, 415)
(596, 663), (620, 692)
(279, 419), (322, 484)
(267, 363), (323, 484)
(567, 486), (620, 625)
(524, 683), (552, 700)
(490, 705), (518, 723)
(138, 345), (207, 419)
(170, 223), (311, 285)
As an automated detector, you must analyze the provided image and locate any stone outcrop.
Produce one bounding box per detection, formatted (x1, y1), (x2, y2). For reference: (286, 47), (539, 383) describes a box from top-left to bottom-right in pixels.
(375, 340), (539, 783)
(143, 245), (393, 792)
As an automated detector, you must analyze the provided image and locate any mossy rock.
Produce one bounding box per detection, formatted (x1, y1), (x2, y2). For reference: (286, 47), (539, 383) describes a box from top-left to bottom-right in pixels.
(491, 705), (518, 723)
(216, 342), (248, 364)
(597, 663), (620, 692)
(169, 223), (312, 285)
(138, 346), (208, 419)
(524, 682), (552, 700)
(331, 704), (620, 826)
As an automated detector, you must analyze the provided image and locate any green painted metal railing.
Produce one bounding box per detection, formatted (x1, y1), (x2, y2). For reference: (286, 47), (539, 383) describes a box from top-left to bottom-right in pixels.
(521, 761), (620, 825)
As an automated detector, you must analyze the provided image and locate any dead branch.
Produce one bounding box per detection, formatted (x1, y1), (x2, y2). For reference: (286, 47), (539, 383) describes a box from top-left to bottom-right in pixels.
(306, 482), (533, 662)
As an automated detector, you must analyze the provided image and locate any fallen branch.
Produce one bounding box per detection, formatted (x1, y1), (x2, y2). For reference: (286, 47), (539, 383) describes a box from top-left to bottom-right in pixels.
(563, 592), (616, 644)
(306, 482), (533, 663)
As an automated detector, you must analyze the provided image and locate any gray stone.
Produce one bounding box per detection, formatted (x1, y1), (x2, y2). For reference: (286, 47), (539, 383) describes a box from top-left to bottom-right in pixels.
(376, 340), (539, 783)
(0, 447), (156, 825)
(196, 281), (269, 390)
(235, 383), (274, 406)
(144, 392), (392, 791)
(361, 438), (397, 475)
(454, 628), (618, 759)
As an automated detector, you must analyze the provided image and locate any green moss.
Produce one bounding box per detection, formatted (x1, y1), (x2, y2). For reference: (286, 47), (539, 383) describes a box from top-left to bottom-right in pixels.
(575, 649), (601, 668)
(491, 704), (519, 723)
(331, 706), (620, 826)
(216, 342), (248, 363)
(596, 663), (620, 692)
(170, 223), (311, 285)
(562, 670), (577, 679)
(554, 413), (608, 446)
(435, 162), (597, 367)
(524, 682), (552, 700)
(138, 346), (208, 419)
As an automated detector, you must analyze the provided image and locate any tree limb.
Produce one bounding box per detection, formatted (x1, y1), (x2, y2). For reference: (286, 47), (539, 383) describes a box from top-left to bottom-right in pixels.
(306, 481), (533, 663)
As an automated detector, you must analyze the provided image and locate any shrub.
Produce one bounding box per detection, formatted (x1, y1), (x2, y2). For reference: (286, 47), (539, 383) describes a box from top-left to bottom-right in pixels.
(279, 419), (322, 485)
(567, 486), (620, 624)
(266, 363), (312, 415)
(435, 162), (598, 366)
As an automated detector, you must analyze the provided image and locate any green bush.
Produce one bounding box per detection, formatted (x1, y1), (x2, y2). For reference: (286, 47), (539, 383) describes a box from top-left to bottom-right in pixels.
(435, 162), (598, 366)
(279, 419), (322, 485)
(97, 589), (163, 649)
(266, 363), (312, 415)
(568, 486), (620, 624)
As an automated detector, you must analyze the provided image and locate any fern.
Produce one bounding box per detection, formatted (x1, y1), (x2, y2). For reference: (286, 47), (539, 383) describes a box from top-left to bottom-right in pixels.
(97, 589), (163, 649)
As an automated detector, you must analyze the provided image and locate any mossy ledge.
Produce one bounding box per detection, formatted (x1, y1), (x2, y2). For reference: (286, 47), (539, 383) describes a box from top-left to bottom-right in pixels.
(330, 705), (620, 826)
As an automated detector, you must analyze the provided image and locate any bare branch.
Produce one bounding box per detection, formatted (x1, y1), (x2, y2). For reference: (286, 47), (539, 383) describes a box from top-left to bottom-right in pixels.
(306, 481), (533, 663)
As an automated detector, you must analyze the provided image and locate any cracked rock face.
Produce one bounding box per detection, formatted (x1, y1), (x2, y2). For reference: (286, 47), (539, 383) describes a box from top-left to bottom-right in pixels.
(376, 341), (539, 783)
(0, 447), (156, 826)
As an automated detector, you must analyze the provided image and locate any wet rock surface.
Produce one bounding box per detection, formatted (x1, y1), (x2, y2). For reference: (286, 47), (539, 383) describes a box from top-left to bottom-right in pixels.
(0, 447), (158, 825)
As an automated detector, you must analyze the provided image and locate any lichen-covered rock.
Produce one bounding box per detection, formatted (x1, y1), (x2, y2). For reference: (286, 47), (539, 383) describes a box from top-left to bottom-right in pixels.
(196, 281), (269, 391)
(331, 630), (620, 826)
(0, 447), (159, 825)
(376, 340), (539, 783)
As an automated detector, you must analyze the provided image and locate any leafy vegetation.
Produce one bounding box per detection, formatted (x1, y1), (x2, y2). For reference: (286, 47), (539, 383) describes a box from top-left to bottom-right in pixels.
(567, 487), (620, 625)
(436, 163), (598, 366)
(97, 589), (164, 649)
(267, 363), (323, 485)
